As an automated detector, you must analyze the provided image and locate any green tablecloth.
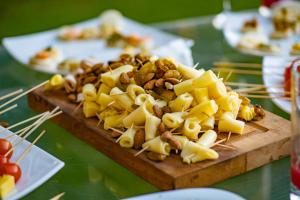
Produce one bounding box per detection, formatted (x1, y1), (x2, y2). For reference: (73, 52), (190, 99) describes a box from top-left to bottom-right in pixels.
(0, 12), (291, 200)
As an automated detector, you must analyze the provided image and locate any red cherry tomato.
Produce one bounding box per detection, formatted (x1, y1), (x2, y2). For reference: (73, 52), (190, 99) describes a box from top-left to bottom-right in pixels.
(0, 139), (13, 159)
(1, 163), (22, 183)
(0, 155), (8, 164)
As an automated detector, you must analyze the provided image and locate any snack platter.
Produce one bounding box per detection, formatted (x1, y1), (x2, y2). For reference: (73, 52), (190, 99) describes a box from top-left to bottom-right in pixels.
(28, 87), (291, 189)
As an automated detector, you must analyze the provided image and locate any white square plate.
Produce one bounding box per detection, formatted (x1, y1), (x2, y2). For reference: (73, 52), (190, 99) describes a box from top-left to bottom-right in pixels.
(2, 16), (193, 74)
(0, 126), (64, 200)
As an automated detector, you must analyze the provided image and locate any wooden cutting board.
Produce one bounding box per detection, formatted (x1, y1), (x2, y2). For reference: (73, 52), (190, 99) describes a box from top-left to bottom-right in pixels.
(28, 87), (292, 190)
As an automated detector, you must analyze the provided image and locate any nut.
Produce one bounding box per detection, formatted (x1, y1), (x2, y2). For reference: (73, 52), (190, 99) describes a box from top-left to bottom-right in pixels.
(134, 129), (145, 149)
(165, 78), (180, 85)
(153, 105), (163, 118)
(168, 137), (181, 150)
(160, 131), (173, 142)
(64, 80), (76, 93)
(155, 59), (169, 72)
(109, 62), (124, 69)
(157, 122), (166, 134)
(253, 104), (265, 120)
(162, 106), (172, 113)
(144, 73), (155, 83)
(80, 59), (94, 70)
(111, 131), (122, 138)
(135, 54), (150, 64)
(163, 70), (181, 79)
(165, 82), (174, 90)
(127, 71), (136, 78)
(155, 78), (165, 88)
(0, 121), (9, 128)
(67, 94), (77, 103)
(144, 79), (157, 90)
(146, 152), (166, 162)
(120, 72), (131, 84)
(240, 96), (251, 106)
(83, 76), (97, 84)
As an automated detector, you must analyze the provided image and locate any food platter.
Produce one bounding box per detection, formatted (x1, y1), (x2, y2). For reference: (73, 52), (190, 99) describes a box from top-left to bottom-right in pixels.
(0, 126), (64, 200)
(2, 11), (193, 74)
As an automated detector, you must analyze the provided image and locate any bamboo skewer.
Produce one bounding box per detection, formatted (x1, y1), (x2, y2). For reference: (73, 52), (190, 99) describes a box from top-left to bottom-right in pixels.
(213, 61), (262, 69)
(215, 143), (236, 150)
(0, 80), (49, 109)
(213, 68), (282, 76)
(5, 112), (47, 131)
(226, 82), (283, 88)
(243, 94), (290, 100)
(239, 90), (291, 95)
(0, 104), (18, 115)
(50, 192), (65, 200)
(234, 86), (265, 93)
(134, 145), (149, 157)
(224, 70), (233, 82)
(227, 132), (232, 142)
(16, 130), (46, 164)
(0, 89), (23, 101)
(211, 138), (227, 147)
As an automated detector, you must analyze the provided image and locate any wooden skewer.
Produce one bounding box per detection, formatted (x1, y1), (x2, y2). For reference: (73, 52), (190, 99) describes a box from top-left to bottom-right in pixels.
(110, 92), (128, 96)
(224, 70), (233, 82)
(6, 112), (47, 131)
(50, 192), (65, 200)
(215, 143), (236, 150)
(109, 127), (124, 134)
(107, 101), (115, 107)
(0, 89), (23, 101)
(72, 101), (83, 113)
(211, 138), (227, 147)
(16, 130), (46, 164)
(115, 136), (122, 143)
(0, 104), (17, 115)
(234, 86), (265, 93)
(134, 146), (149, 157)
(213, 68), (282, 76)
(192, 62), (199, 69)
(243, 94), (290, 100)
(213, 61), (262, 69)
(226, 82), (283, 88)
(0, 80), (49, 109)
(239, 90), (291, 95)
(227, 132), (232, 142)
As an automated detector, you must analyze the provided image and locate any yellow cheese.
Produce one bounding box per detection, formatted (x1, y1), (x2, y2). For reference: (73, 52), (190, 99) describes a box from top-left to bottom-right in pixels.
(197, 130), (217, 147)
(101, 65), (133, 87)
(174, 79), (193, 96)
(0, 175), (15, 198)
(192, 70), (218, 88)
(169, 93), (193, 112)
(142, 136), (171, 155)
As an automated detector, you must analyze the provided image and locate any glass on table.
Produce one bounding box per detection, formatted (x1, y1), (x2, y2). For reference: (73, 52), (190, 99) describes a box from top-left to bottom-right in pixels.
(291, 58), (300, 199)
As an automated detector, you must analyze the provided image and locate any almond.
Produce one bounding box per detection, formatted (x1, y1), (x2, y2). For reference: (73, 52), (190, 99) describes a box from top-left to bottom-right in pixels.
(67, 94), (77, 103)
(163, 70), (181, 79)
(144, 73), (155, 83)
(134, 129), (145, 149)
(153, 105), (163, 118)
(157, 122), (166, 135)
(155, 78), (165, 88)
(146, 152), (166, 162)
(165, 78), (180, 85)
(120, 72), (131, 84)
(160, 131), (173, 142)
(144, 79), (156, 90)
(83, 76), (97, 84)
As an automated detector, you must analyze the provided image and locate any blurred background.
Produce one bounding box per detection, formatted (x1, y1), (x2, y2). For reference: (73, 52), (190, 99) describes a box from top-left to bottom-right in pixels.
(0, 0), (260, 40)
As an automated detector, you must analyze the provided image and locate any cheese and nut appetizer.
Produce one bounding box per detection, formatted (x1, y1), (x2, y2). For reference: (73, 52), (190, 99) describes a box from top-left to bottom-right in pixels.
(45, 54), (265, 164)
(290, 42), (300, 55)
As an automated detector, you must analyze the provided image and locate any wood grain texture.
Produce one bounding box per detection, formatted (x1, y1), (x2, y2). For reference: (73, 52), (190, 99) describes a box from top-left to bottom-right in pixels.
(28, 87), (292, 190)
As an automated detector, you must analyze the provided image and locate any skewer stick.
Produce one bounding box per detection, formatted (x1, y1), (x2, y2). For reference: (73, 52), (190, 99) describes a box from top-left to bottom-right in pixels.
(211, 138), (227, 147)
(16, 130), (46, 164)
(109, 127), (124, 134)
(110, 92), (128, 96)
(0, 104), (18, 115)
(0, 89), (23, 101)
(215, 143), (236, 150)
(213, 68), (282, 76)
(192, 62), (199, 69)
(234, 86), (265, 93)
(0, 80), (49, 109)
(226, 82), (283, 88)
(227, 132), (232, 142)
(50, 192), (65, 200)
(224, 70), (233, 82)
(243, 94), (290, 100)
(239, 90), (291, 95)
(107, 101), (115, 107)
(72, 101), (83, 113)
(6, 112), (47, 131)
(134, 146), (149, 157)
(213, 61), (262, 68)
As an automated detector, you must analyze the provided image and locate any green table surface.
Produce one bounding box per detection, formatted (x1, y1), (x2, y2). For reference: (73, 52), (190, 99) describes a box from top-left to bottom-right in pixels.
(0, 14), (291, 200)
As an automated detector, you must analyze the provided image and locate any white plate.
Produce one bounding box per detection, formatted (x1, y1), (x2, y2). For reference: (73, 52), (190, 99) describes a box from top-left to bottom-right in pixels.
(123, 188), (245, 200)
(223, 11), (299, 57)
(262, 56), (295, 113)
(2, 16), (193, 74)
(0, 126), (64, 200)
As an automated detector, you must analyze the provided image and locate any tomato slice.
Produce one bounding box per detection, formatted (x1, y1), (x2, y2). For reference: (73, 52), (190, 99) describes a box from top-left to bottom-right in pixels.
(1, 163), (22, 183)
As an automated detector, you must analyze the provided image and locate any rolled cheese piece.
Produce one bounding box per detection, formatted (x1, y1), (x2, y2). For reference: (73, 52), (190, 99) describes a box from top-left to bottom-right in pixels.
(83, 83), (97, 102)
(174, 79), (193, 96)
(192, 88), (209, 103)
(192, 70), (218, 88)
(135, 94), (155, 106)
(181, 141), (219, 164)
(169, 93), (193, 112)
(183, 117), (201, 140)
(197, 130), (217, 147)
(96, 93), (114, 110)
(189, 100), (218, 119)
(44, 74), (65, 90)
(201, 116), (215, 130)
(142, 136), (171, 155)
(127, 84), (146, 100)
(207, 79), (227, 99)
(145, 114), (161, 141)
(119, 127), (137, 148)
(218, 112), (245, 134)
(104, 112), (127, 130)
(110, 87), (133, 111)
(177, 64), (205, 79)
(123, 101), (153, 128)
(101, 65), (133, 87)
(162, 112), (185, 128)
(173, 135), (189, 149)
(97, 83), (111, 95)
(83, 101), (100, 118)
